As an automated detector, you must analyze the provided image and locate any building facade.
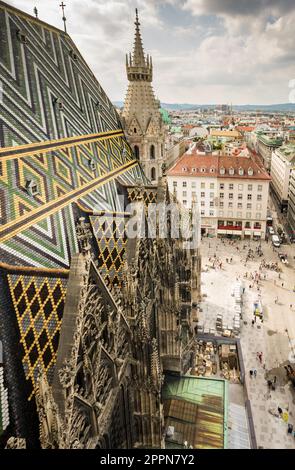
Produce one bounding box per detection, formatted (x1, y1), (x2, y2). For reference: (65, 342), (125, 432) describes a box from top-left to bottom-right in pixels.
(122, 10), (166, 183)
(256, 133), (283, 171)
(270, 144), (295, 212)
(167, 153), (270, 239)
(287, 170), (295, 236)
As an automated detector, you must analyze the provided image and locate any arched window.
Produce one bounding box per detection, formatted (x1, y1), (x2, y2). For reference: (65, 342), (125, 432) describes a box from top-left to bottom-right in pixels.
(134, 128), (137, 133)
(151, 167), (156, 181)
(150, 144), (155, 160)
(134, 145), (139, 160)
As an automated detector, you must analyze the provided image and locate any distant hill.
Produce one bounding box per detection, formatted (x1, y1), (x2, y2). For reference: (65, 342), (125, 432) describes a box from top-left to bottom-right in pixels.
(113, 101), (295, 113)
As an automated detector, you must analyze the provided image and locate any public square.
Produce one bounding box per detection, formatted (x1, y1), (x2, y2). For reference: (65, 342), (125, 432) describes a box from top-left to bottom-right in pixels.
(199, 236), (295, 449)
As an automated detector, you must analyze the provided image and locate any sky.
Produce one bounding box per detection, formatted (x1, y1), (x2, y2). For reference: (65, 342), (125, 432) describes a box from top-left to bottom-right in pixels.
(6, 0), (295, 105)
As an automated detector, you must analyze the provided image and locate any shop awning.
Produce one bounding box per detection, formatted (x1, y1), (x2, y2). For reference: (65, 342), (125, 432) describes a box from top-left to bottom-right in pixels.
(244, 231), (252, 236)
(217, 229), (227, 234)
(253, 231), (261, 237)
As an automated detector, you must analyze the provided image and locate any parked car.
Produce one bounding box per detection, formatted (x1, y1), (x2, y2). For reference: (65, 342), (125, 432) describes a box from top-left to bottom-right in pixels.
(268, 226), (275, 236)
(272, 234), (281, 248)
(290, 236), (295, 244)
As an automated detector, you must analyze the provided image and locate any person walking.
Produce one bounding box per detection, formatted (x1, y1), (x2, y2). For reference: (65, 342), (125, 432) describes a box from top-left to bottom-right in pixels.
(254, 369), (257, 378)
(282, 282), (284, 288)
(249, 369), (253, 379)
(251, 319), (255, 327)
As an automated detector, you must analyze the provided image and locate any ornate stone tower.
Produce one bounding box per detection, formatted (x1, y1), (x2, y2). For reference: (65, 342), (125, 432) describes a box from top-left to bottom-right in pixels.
(122, 9), (166, 184)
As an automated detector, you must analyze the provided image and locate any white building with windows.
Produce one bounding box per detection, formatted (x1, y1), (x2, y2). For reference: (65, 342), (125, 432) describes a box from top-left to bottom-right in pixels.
(270, 144), (295, 211)
(167, 153), (271, 239)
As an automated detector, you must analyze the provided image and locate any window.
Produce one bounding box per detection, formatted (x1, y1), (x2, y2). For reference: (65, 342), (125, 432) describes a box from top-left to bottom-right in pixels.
(239, 168), (244, 176)
(151, 167), (156, 181)
(228, 202), (233, 208)
(229, 167), (234, 175)
(192, 182), (196, 189)
(173, 181), (177, 187)
(219, 211), (224, 217)
(246, 212), (251, 218)
(183, 182), (187, 187)
(201, 192), (205, 198)
(237, 211), (242, 217)
(201, 182), (205, 188)
(248, 184), (253, 191)
(201, 210), (205, 216)
(245, 221), (251, 228)
(220, 193), (224, 199)
(229, 184), (234, 190)
(183, 200), (187, 206)
(256, 213), (261, 219)
(210, 201), (214, 207)
(256, 204), (262, 210)
(219, 201), (224, 208)
(238, 184), (243, 190)
(248, 167), (254, 176)
(238, 193), (243, 199)
(201, 201), (205, 207)
(220, 167), (225, 175)
(134, 145), (140, 159)
(220, 183), (224, 189)
(134, 128), (137, 133)
(192, 191), (196, 197)
(257, 194), (262, 201)
(254, 221), (261, 229)
(229, 193), (233, 199)
(150, 144), (155, 160)
(25, 179), (39, 196)
(192, 168), (196, 173)
(258, 185), (263, 191)
(247, 194), (252, 200)
(210, 192), (214, 198)
(247, 203), (252, 209)
(182, 191), (187, 197)
(238, 203), (242, 209)
(209, 210), (214, 216)
(210, 183), (215, 189)
(228, 211), (233, 217)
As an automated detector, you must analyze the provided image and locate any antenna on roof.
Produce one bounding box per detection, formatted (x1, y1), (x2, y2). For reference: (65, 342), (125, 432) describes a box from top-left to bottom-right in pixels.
(34, 7), (38, 18)
(60, 2), (67, 34)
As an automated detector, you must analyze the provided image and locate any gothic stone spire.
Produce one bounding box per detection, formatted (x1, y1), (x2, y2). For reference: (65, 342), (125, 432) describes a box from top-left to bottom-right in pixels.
(126, 9), (152, 82)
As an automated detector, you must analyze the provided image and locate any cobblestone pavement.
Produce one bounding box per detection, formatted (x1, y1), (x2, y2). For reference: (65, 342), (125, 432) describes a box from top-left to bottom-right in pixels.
(200, 236), (295, 449)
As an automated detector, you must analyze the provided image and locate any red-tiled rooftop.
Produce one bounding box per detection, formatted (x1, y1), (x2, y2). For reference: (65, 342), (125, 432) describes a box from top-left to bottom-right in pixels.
(167, 153), (271, 180)
(235, 126), (255, 132)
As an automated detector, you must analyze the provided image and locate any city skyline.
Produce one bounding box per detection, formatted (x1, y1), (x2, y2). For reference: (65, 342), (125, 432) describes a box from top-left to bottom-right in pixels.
(6, 0), (295, 106)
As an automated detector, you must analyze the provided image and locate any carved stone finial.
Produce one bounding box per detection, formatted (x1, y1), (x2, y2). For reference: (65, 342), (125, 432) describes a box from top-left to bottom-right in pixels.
(5, 437), (26, 449)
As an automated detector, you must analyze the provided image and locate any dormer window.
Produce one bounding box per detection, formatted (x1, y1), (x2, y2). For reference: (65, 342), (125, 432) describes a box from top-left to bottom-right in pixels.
(88, 159), (96, 171)
(192, 168), (196, 172)
(239, 167), (244, 176)
(201, 167), (206, 173)
(210, 167), (215, 173)
(25, 179), (39, 197)
(134, 128), (137, 133)
(16, 30), (28, 44)
(53, 98), (64, 110)
(70, 50), (78, 61)
(229, 167), (235, 175)
(220, 167), (225, 175)
(182, 167), (187, 172)
(248, 167), (254, 176)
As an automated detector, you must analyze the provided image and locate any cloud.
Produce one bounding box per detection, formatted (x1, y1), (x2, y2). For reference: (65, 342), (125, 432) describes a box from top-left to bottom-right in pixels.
(4, 0), (295, 104)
